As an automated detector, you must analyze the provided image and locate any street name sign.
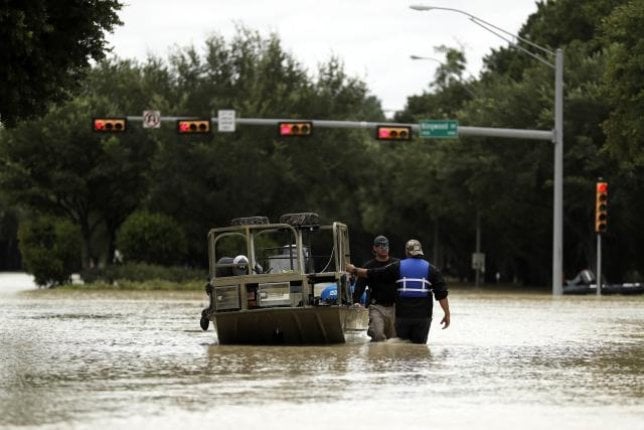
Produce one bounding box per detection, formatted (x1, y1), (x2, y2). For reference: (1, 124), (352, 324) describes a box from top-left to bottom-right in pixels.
(419, 120), (458, 139)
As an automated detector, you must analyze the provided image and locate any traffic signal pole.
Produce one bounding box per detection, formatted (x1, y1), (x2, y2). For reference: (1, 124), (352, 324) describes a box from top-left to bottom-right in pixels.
(125, 115), (554, 141)
(596, 234), (602, 296)
(594, 180), (608, 296)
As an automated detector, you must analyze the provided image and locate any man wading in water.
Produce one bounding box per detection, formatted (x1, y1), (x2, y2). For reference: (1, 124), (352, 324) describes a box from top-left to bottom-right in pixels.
(351, 235), (399, 342)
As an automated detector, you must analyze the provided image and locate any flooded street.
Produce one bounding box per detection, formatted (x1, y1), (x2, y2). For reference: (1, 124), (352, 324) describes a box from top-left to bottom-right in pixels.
(1, 273), (642, 430)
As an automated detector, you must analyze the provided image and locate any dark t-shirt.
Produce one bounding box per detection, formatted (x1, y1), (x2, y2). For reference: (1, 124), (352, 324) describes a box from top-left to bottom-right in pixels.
(352, 257), (399, 306)
(366, 256), (448, 319)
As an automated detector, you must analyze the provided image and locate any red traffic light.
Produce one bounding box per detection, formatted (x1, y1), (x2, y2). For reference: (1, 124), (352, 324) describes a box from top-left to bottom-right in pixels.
(93, 118), (127, 133)
(595, 181), (608, 233)
(278, 121), (313, 137)
(376, 126), (412, 141)
(177, 119), (211, 134)
(596, 182), (607, 194)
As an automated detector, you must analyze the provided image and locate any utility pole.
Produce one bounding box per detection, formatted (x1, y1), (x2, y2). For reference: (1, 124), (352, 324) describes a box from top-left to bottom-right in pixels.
(475, 210), (481, 288)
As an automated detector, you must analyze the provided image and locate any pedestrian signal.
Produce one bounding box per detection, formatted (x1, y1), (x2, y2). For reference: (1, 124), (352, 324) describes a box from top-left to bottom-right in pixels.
(595, 181), (608, 234)
(93, 118), (127, 133)
(376, 126), (412, 141)
(177, 119), (211, 134)
(278, 121), (313, 137)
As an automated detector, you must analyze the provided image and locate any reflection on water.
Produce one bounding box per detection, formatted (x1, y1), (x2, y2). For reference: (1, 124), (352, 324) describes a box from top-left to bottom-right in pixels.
(0, 275), (642, 429)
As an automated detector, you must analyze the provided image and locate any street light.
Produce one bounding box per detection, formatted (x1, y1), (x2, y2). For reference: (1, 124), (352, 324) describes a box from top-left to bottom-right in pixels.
(409, 55), (442, 63)
(411, 5), (565, 295)
(411, 54), (478, 97)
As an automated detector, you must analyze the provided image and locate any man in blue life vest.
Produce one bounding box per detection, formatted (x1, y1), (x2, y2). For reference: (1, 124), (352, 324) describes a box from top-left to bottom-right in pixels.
(347, 239), (450, 344)
(351, 235), (399, 342)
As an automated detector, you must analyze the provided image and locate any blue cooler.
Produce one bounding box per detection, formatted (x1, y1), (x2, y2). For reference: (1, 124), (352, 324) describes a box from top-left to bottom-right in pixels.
(320, 284), (338, 303)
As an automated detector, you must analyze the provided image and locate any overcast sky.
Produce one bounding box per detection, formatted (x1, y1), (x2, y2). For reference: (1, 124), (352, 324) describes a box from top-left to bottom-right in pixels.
(107, 0), (540, 114)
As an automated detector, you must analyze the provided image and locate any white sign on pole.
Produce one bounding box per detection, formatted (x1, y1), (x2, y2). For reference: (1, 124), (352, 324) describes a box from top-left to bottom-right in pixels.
(471, 252), (486, 271)
(218, 110), (236, 132)
(142, 110), (161, 128)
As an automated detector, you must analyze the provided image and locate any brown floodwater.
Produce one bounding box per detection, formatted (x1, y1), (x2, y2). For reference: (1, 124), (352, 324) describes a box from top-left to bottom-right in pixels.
(0, 273), (642, 429)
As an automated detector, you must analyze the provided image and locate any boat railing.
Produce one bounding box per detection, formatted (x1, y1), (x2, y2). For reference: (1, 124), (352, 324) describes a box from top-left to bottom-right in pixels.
(205, 215), (351, 313)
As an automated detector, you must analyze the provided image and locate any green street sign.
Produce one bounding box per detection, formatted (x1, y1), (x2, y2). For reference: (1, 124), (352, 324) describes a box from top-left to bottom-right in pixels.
(419, 120), (459, 139)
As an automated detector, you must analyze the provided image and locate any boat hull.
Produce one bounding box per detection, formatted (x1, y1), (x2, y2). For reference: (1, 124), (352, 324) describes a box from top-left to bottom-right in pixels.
(562, 283), (644, 295)
(214, 306), (368, 345)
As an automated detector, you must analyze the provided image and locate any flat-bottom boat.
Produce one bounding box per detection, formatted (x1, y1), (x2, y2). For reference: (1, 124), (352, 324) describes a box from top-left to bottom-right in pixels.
(563, 269), (643, 295)
(199, 213), (368, 344)
(563, 282), (644, 295)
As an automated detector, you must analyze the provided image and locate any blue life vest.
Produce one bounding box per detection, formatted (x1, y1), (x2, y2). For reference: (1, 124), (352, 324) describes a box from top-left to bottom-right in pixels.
(397, 258), (432, 298)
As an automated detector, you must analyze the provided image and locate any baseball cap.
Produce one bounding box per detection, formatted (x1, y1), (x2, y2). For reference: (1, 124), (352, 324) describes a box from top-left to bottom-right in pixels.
(405, 239), (424, 256)
(373, 235), (389, 247)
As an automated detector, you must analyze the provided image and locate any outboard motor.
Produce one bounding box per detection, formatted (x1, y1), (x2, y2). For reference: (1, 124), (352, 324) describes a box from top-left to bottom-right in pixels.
(566, 269), (596, 285)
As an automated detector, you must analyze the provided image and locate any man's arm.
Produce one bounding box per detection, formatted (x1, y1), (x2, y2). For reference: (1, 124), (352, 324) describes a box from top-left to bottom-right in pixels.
(438, 297), (450, 329)
(346, 262), (398, 283)
(430, 264), (450, 329)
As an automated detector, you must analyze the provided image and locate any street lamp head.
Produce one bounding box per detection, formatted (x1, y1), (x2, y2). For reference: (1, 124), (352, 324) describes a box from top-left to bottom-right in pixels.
(409, 5), (432, 11)
(410, 55), (442, 64)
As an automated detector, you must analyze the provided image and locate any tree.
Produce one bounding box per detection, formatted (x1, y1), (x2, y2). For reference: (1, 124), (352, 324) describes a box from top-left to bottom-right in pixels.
(0, 62), (157, 268)
(116, 211), (187, 265)
(0, 198), (21, 270)
(17, 215), (82, 287)
(0, 0), (122, 126)
(600, 0), (644, 168)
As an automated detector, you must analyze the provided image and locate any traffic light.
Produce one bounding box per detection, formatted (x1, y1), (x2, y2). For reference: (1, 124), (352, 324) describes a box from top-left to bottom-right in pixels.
(376, 125), (412, 141)
(93, 117), (127, 133)
(278, 121), (313, 137)
(177, 119), (211, 134)
(595, 181), (608, 233)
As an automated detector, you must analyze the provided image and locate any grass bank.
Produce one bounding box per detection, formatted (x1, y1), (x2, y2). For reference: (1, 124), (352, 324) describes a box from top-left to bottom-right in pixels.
(57, 279), (205, 291)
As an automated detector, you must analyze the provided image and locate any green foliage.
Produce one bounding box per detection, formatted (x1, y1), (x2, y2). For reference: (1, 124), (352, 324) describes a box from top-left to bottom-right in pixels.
(0, 0), (123, 126)
(0, 63), (158, 268)
(116, 212), (187, 265)
(600, 0), (644, 167)
(17, 215), (82, 287)
(0, 197), (22, 270)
